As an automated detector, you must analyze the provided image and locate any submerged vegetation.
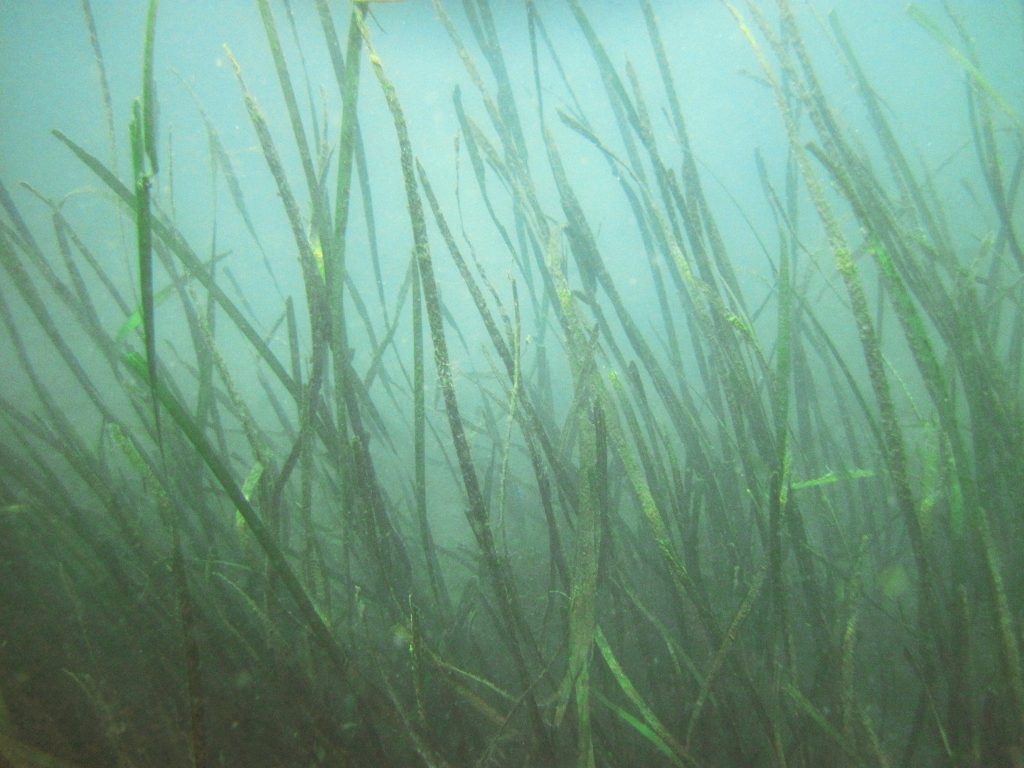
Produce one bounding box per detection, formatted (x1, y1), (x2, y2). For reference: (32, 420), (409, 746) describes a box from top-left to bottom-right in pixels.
(1, 1), (1022, 766)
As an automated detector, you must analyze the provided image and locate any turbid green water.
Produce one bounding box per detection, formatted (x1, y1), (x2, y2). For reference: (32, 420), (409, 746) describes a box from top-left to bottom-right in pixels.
(1, 1), (1022, 765)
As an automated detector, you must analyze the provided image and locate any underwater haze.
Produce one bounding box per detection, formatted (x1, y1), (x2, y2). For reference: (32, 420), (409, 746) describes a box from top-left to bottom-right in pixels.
(1, 1), (1023, 766)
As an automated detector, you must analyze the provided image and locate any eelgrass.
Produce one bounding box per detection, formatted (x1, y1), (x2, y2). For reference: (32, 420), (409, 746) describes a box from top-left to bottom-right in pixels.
(1, 1), (1022, 766)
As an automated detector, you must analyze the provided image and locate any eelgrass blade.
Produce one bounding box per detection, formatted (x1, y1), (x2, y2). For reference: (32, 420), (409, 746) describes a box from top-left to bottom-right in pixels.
(80, 0), (118, 171)
(604, 369), (719, 648)
(317, 10), (364, 503)
(223, 46), (325, 341)
(119, 351), (349, 676)
(0, 225), (117, 446)
(828, 11), (955, 263)
(595, 627), (694, 767)
(141, 0), (160, 174)
(784, 679), (859, 760)
(593, 690), (687, 768)
(14, 183), (104, 342)
(255, 0), (321, 213)
(0, 286), (147, 558)
(734, 0), (946, 685)
(416, 160), (575, 506)
(411, 252), (449, 613)
(358, 11), (551, 754)
(684, 558), (767, 749)
(544, 219), (603, 768)
(171, 522), (208, 768)
(185, 89), (283, 299)
(130, 99), (161, 448)
(907, 4), (1024, 133)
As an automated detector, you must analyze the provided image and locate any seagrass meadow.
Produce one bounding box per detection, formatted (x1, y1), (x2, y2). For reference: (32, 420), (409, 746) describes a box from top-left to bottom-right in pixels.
(1, 0), (1022, 765)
